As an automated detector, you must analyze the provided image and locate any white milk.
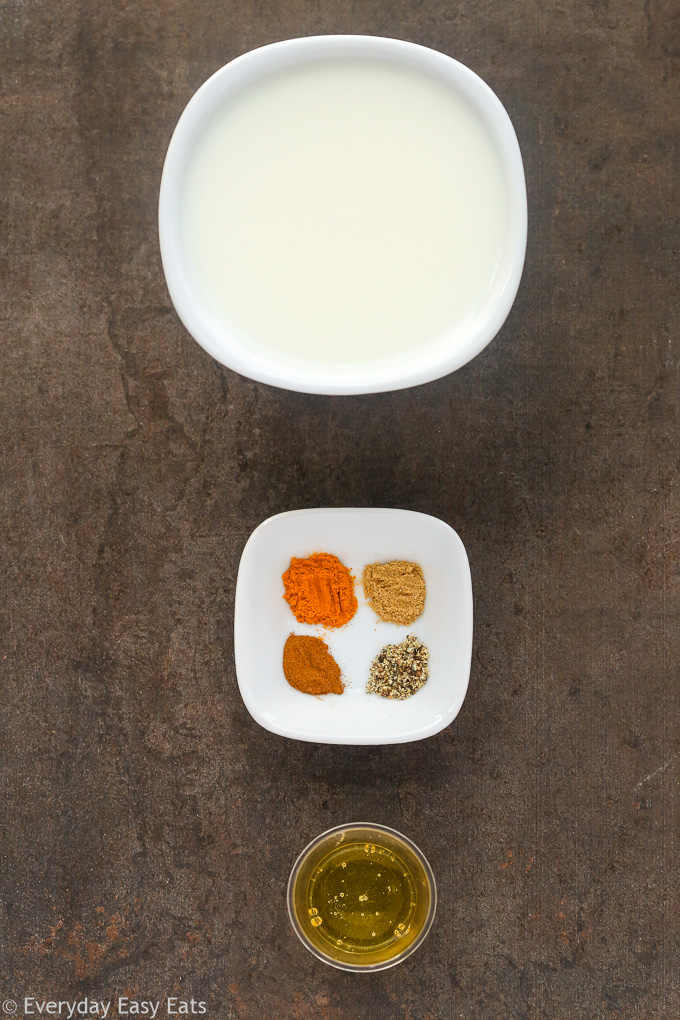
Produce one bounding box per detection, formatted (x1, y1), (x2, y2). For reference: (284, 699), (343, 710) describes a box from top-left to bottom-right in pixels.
(182, 59), (510, 364)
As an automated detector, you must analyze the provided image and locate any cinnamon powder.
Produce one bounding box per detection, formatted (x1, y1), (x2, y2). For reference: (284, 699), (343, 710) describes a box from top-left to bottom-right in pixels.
(282, 634), (344, 696)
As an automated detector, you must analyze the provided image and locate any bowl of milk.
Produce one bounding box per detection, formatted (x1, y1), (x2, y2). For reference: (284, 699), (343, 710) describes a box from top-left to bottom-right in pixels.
(159, 36), (527, 394)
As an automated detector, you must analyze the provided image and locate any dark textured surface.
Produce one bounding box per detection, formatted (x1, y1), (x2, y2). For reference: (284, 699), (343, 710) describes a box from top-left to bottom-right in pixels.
(1, 1), (679, 1017)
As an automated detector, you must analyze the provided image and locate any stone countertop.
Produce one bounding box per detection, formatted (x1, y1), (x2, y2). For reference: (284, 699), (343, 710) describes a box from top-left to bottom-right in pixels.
(1, 1), (678, 1017)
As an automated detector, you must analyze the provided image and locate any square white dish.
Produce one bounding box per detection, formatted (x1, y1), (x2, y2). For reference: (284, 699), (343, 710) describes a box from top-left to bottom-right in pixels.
(234, 508), (473, 744)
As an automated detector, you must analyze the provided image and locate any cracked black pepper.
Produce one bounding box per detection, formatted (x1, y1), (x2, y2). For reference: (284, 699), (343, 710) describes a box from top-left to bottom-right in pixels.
(366, 635), (430, 700)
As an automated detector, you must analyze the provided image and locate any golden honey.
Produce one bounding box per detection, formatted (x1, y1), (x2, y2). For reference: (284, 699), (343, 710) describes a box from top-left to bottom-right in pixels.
(289, 824), (436, 970)
(307, 842), (417, 954)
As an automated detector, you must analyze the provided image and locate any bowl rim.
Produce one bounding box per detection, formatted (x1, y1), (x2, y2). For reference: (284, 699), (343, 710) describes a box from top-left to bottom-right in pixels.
(287, 821), (438, 972)
(233, 507), (473, 745)
(159, 34), (527, 394)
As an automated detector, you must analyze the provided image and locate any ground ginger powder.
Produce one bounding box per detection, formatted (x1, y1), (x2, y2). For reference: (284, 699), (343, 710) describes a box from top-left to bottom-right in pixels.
(362, 560), (426, 625)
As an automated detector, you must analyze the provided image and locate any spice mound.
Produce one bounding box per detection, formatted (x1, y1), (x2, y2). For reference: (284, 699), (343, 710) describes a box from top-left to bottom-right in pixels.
(362, 560), (426, 625)
(367, 635), (429, 700)
(283, 553), (357, 628)
(283, 634), (344, 696)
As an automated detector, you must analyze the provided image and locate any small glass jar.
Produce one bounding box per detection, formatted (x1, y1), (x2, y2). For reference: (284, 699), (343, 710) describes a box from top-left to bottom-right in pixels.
(287, 822), (436, 972)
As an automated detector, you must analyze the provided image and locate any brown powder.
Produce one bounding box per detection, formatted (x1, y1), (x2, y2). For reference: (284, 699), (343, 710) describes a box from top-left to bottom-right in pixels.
(362, 560), (426, 625)
(282, 633), (344, 696)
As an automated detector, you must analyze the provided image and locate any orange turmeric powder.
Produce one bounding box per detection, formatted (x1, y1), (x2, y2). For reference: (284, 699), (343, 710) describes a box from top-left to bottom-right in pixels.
(282, 553), (357, 628)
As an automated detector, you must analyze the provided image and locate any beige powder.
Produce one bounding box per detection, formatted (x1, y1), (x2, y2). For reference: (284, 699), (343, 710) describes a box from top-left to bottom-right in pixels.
(362, 560), (426, 625)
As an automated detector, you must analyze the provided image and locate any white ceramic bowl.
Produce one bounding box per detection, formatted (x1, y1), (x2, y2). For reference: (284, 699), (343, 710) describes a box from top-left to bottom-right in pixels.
(159, 35), (527, 394)
(233, 508), (473, 744)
